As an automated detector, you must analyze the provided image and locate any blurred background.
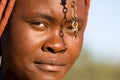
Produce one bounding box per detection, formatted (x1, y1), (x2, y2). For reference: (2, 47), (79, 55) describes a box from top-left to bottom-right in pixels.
(64, 0), (120, 80)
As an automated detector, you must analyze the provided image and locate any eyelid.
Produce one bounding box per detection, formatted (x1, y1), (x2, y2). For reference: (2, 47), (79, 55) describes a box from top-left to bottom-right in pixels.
(30, 20), (48, 27)
(26, 20), (49, 32)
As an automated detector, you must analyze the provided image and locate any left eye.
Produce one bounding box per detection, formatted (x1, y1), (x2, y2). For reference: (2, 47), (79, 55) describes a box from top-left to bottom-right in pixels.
(67, 26), (74, 30)
(64, 24), (82, 36)
(68, 26), (81, 31)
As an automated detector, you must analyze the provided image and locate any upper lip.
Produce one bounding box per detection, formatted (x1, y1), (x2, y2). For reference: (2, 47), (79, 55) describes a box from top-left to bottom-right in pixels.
(34, 58), (66, 72)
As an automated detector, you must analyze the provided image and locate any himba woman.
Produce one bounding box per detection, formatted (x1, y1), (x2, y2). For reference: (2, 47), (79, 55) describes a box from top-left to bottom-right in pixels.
(0, 0), (90, 80)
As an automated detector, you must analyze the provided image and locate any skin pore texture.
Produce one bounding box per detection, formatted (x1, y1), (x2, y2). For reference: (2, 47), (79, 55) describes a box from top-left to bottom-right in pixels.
(0, 0), (90, 80)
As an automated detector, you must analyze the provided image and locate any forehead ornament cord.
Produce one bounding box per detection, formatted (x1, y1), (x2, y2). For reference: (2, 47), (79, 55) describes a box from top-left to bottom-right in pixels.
(60, 0), (79, 50)
(60, 0), (79, 38)
(71, 0), (79, 38)
(60, 0), (68, 50)
(60, 0), (68, 32)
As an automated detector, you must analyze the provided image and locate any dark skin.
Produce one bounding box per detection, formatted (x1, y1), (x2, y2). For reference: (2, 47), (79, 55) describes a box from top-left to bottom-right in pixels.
(0, 0), (90, 80)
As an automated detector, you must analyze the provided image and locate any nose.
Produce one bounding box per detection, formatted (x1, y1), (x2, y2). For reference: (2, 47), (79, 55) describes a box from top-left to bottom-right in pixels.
(42, 35), (67, 54)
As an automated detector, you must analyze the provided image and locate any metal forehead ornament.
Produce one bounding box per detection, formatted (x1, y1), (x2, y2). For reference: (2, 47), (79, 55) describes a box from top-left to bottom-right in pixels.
(60, 0), (79, 38)
(71, 0), (79, 37)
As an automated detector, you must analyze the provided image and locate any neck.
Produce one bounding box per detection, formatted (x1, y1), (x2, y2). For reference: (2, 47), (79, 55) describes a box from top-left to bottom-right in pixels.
(0, 59), (16, 80)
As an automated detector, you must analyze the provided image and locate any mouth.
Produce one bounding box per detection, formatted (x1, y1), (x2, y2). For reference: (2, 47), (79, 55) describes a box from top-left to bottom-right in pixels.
(34, 60), (66, 72)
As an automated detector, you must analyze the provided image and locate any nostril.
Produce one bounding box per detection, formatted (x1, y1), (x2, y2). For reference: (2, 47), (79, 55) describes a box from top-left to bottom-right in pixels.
(47, 47), (55, 53)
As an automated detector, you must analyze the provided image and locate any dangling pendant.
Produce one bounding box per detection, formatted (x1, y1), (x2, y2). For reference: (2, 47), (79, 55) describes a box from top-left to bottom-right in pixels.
(72, 20), (78, 37)
(72, 20), (79, 42)
(71, 0), (79, 42)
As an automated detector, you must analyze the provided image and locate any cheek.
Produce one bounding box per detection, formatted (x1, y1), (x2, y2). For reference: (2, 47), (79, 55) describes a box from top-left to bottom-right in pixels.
(7, 19), (47, 56)
(1, 21), (48, 78)
(2, 20), (45, 67)
(70, 40), (82, 60)
(65, 32), (83, 64)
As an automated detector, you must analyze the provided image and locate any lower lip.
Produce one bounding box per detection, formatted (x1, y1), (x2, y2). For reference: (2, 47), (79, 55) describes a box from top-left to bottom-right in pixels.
(35, 63), (65, 72)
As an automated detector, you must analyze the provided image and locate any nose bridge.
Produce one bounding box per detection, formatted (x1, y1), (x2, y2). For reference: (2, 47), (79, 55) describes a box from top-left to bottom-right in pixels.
(42, 31), (66, 53)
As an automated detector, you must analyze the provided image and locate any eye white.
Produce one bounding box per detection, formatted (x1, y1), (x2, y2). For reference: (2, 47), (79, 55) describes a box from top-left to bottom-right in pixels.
(39, 23), (45, 27)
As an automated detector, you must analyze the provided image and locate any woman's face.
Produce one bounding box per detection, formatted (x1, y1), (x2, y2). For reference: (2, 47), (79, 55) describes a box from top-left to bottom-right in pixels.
(1, 0), (88, 80)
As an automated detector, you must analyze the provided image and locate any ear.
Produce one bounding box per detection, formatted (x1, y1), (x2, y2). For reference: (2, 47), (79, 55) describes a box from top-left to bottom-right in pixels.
(84, 0), (90, 29)
(85, 0), (90, 11)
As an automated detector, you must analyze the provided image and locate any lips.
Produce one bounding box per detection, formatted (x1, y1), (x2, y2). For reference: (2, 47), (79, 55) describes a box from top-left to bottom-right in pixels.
(34, 60), (66, 72)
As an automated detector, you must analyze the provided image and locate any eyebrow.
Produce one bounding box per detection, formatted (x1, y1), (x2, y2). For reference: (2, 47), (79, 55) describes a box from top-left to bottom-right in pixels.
(68, 18), (84, 24)
(23, 13), (84, 25)
(38, 14), (56, 23)
(23, 13), (57, 23)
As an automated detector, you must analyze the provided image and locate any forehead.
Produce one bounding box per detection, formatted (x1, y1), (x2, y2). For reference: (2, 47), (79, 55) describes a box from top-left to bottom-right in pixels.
(13, 0), (85, 19)
(16, 0), (85, 7)
(15, 0), (85, 10)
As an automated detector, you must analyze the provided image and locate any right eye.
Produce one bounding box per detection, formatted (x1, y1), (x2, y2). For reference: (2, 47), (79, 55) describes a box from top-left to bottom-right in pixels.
(30, 22), (48, 31)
